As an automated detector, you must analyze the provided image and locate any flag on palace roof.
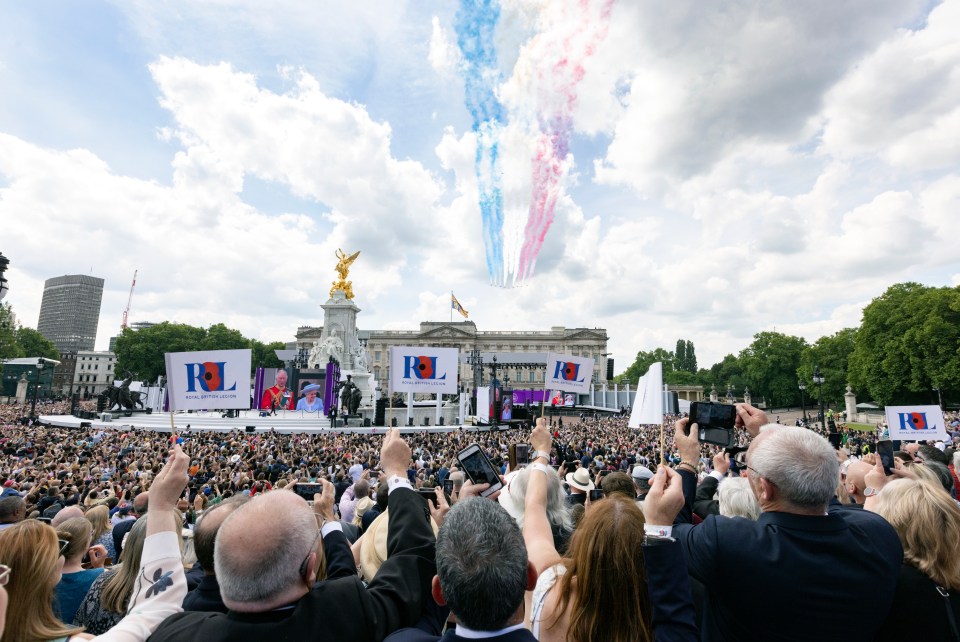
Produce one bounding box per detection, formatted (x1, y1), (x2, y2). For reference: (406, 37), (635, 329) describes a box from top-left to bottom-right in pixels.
(451, 293), (469, 318)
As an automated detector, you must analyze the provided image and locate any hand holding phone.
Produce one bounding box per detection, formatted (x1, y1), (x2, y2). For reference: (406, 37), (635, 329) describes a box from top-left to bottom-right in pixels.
(456, 444), (503, 498)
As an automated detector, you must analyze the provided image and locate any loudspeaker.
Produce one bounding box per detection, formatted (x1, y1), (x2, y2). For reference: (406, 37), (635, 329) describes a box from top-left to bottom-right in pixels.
(80, 421), (92, 429)
(407, 417), (414, 426)
(423, 417), (431, 426)
(606, 358), (615, 381)
(363, 418), (371, 427)
(438, 417), (445, 426)
(145, 408), (153, 414)
(391, 417), (398, 427)
(245, 426), (255, 433)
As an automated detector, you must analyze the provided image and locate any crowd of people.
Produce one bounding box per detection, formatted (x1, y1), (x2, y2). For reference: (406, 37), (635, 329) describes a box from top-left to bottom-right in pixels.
(0, 401), (959, 641)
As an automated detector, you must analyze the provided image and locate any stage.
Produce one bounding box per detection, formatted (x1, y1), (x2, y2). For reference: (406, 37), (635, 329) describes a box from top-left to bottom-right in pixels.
(37, 409), (479, 435)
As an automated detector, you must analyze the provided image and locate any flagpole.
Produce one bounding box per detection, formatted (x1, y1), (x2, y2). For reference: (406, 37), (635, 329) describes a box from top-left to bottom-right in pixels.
(660, 423), (666, 467)
(450, 291), (453, 323)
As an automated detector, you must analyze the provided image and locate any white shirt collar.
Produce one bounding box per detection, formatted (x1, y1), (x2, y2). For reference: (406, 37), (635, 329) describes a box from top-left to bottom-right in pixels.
(454, 622), (526, 639)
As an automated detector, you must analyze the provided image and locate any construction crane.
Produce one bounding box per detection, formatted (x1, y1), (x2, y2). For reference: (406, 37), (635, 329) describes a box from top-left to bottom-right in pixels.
(121, 269), (137, 330)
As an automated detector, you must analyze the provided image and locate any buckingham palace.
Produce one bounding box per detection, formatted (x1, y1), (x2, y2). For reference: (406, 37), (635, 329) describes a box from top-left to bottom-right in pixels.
(296, 320), (609, 392)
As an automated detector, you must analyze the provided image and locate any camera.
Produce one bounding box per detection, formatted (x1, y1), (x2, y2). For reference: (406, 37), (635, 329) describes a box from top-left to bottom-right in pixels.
(689, 402), (737, 447)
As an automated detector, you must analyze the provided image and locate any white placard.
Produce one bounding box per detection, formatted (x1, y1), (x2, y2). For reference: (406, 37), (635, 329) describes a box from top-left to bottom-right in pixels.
(884, 405), (949, 442)
(544, 352), (595, 394)
(164, 349), (252, 411)
(389, 346), (459, 394)
(629, 362), (664, 428)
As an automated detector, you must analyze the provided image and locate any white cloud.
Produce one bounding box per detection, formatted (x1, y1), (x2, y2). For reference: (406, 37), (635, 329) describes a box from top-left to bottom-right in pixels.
(428, 16), (460, 75)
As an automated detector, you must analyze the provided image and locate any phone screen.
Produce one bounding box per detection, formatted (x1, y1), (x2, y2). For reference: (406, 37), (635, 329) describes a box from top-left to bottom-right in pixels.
(589, 489), (604, 502)
(691, 402), (736, 429)
(293, 483), (322, 500)
(458, 446), (502, 488)
(442, 479), (454, 495)
(877, 440), (895, 476)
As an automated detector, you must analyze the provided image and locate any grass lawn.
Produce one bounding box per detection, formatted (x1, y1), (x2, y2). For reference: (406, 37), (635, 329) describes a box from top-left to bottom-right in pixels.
(844, 422), (879, 432)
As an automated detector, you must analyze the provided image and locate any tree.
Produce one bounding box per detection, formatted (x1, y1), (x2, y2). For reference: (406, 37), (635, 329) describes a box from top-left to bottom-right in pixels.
(0, 302), (21, 360)
(684, 340), (697, 373)
(114, 322), (206, 382)
(14, 327), (60, 360)
(675, 340), (686, 372)
(201, 323), (250, 351)
(708, 354), (747, 395)
(738, 331), (808, 407)
(620, 347), (674, 383)
(251, 340), (286, 369)
(848, 283), (960, 405)
(797, 328), (856, 408)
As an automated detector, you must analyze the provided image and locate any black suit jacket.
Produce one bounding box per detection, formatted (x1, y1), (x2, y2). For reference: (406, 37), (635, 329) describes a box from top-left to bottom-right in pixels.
(148, 487), (436, 642)
(674, 469), (902, 642)
(386, 540), (697, 642)
(183, 574), (228, 614)
(692, 475), (720, 519)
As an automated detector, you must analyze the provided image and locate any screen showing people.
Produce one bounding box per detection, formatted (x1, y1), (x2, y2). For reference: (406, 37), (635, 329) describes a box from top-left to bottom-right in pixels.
(260, 369), (294, 411)
(296, 383), (325, 412)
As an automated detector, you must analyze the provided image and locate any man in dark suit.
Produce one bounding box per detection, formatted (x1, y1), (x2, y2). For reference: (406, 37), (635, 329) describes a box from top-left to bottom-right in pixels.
(182, 496), (248, 614)
(664, 405), (903, 642)
(148, 428), (436, 642)
(386, 496), (538, 642)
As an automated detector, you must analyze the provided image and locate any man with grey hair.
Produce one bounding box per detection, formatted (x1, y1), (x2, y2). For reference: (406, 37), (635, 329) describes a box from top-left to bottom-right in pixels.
(386, 497), (538, 642)
(182, 496), (249, 614)
(657, 403), (903, 641)
(148, 428), (437, 642)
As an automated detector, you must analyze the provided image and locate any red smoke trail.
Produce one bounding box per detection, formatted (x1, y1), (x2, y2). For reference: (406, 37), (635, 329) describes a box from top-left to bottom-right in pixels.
(517, 0), (613, 281)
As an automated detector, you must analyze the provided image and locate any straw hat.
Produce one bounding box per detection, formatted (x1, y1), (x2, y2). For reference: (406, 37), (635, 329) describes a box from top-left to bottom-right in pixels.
(565, 467), (595, 491)
(360, 509), (439, 582)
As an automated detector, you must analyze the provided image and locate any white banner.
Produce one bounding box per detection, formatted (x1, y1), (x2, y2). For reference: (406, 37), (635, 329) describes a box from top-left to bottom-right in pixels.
(544, 352), (595, 394)
(629, 362), (664, 428)
(884, 405), (949, 442)
(164, 349), (252, 411)
(389, 346), (459, 394)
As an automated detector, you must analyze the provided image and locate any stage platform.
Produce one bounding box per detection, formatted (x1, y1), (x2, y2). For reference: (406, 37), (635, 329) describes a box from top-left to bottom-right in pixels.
(37, 410), (475, 435)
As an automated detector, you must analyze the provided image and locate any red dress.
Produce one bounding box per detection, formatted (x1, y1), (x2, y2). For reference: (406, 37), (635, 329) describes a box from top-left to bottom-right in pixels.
(260, 386), (294, 410)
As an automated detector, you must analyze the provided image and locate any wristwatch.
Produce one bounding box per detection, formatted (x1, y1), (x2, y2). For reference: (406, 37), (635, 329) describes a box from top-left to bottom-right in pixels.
(531, 450), (551, 462)
(863, 487), (881, 497)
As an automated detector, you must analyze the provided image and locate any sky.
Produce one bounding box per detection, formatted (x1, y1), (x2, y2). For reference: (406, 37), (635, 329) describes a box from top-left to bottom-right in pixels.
(1, 0), (958, 372)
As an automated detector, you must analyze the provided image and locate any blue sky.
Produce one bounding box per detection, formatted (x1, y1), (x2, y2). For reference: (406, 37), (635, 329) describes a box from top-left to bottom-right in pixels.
(1, 0), (958, 372)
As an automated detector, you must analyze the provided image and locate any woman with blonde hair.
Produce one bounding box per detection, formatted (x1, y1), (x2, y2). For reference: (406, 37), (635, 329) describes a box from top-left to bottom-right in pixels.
(85, 505), (116, 563)
(0, 445), (189, 641)
(866, 461), (960, 641)
(73, 518), (148, 634)
(55, 517), (107, 625)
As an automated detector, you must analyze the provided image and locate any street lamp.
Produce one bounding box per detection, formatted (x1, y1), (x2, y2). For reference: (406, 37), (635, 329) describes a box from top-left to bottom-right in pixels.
(798, 381), (807, 424)
(0, 252), (9, 301)
(30, 358), (45, 419)
(812, 366), (825, 430)
(932, 387), (943, 410)
(725, 384), (735, 405)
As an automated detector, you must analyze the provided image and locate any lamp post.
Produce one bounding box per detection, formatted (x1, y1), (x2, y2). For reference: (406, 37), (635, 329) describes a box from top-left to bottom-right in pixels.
(0, 252), (9, 301)
(933, 387), (943, 410)
(30, 358), (45, 419)
(812, 366), (825, 430)
(798, 381), (807, 424)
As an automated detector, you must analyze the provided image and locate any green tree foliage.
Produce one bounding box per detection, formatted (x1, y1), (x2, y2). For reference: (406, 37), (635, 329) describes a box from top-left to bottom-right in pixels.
(0, 302), (20, 360)
(708, 354), (746, 394)
(684, 340), (697, 373)
(251, 340), (286, 369)
(738, 331), (808, 407)
(675, 340), (686, 371)
(620, 347), (674, 383)
(14, 327), (60, 360)
(115, 322), (288, 382)
(797, 328), (856, 407)
(848, 283), (960, 405)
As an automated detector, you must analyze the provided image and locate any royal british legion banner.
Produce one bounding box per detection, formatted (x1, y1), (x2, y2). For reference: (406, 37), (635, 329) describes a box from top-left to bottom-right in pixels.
(164, 349), (252, 411)
(544, 352), (595, 394)
(884, 405), (949, 442)
(389, 346), (459, 394)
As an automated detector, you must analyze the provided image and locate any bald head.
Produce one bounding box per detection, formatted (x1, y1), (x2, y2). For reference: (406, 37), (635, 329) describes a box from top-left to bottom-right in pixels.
(845, 461), (873, 504)
(51, 505), (84, 528)
(214, 491), (317, 612)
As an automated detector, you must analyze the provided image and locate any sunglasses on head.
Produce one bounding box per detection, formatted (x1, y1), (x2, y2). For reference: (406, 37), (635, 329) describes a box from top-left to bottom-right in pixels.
(0, 563), (10, 586)
(58, 539), (70, 557)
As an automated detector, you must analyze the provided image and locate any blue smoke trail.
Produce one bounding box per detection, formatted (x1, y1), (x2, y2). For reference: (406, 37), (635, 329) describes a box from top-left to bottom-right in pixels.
(455, 0), (504, 286)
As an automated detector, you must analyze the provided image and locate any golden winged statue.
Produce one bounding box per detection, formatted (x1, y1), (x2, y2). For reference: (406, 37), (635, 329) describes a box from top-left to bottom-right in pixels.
(331, 249), (361, 299)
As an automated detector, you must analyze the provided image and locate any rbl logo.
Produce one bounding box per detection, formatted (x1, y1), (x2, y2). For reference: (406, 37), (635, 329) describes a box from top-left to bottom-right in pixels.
(898, 412), (931, 431)
(185, 362), (237, 392)
(403, 356), (446, 380)
(553, 361), (584, 383)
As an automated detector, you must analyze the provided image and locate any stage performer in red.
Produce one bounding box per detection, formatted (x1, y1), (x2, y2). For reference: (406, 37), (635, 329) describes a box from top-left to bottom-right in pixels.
(260, 370), (294, 412)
